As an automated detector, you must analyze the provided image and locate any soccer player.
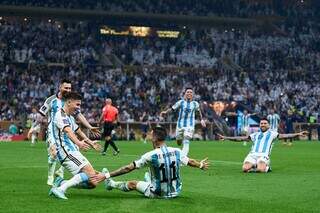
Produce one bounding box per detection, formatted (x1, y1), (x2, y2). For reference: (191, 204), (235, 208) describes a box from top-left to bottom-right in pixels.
(218, 117), (307, 173)
(99, 98), (120, 156)
(49, 92), (103, 200)
(27, 107), (43, 146)
(267, 109), (280, 131)
(38, 79), (100, 185)
(90, 125), (209, 198)
(160, 88), (206, 156)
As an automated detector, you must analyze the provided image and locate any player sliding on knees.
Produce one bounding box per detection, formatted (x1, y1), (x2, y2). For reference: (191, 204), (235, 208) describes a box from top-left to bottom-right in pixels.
(160, 87), (206, 156)
(218, 117), (308, 173)
(90, 125), (209, 199)
(49, 92), (103, 200)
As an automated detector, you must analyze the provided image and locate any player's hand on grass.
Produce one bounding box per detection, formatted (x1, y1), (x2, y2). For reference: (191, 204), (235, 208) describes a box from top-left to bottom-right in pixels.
(200, 119), (206, 128)
(200, 157), (209, 170)
(90, 127), (101, 138)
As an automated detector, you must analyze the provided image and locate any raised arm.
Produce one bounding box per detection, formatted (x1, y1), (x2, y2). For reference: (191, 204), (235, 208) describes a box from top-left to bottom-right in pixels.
(278, 131), (308, 140)
(217, 134), (250, 142)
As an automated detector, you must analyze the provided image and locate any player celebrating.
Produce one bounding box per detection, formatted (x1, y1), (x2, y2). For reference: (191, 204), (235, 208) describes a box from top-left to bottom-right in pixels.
(49, 92), (103, 200)
(38, 79), (100, 186)
(27, 107), (43, 146)
(91, 125), (209, 199)
(160, 88), (206, 156)
(267, 109), (280, 131)
(218, 117), (307, 173)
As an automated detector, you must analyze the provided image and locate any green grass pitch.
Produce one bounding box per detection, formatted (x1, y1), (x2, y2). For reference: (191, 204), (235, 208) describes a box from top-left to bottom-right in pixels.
(0, 140), (319, 213)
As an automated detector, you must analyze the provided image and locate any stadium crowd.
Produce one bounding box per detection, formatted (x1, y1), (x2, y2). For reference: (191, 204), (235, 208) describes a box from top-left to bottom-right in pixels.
(0, 17), (319, 126)
(0, 0), (318, 18)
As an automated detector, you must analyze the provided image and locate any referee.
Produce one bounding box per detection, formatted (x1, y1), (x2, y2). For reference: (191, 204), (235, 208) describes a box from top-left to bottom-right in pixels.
(100, 98), (120, 156)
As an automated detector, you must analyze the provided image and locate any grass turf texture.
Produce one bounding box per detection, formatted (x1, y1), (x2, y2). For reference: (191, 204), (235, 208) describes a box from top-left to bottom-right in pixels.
(0, 140), (319, 213)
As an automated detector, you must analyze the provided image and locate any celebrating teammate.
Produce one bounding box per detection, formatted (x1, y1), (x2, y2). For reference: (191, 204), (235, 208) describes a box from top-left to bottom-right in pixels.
(49, 92), (103, 200)
(160, 88), (206, 156)
(90, 125), (209, 198)
(27, 107), (43, 146)
(218, 117), (308, 173)
(38, 79), (100, 185)
(267, 109), (280, 131)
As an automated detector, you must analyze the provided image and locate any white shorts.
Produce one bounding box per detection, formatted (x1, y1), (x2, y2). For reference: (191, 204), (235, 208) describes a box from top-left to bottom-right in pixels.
(243, 153), (270, 166)
(61, 151), (90, 175)
(31, 125), (41, 134)
(176, 127), (194, 140)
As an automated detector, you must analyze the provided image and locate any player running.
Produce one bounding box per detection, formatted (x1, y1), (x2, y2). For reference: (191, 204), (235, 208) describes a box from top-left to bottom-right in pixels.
(91, 125), (209, 199)
(37, 79), (100, 185)
(27, 107), (43, 146)
(160, 88), (206, 156)
(218, 117), (307, 173)
(49, 92), (103, 200)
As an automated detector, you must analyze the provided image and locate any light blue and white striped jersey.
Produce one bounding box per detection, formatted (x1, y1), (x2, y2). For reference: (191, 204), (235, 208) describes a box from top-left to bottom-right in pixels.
(240, 114), (251, 129)
(52, 109), (80, 162)
(172, 99), (200, 129)
(249, 130), (279, 156)
(267, 114), (280, 131)
(39, 94), (64, 142)
(134, 145), (189, 198)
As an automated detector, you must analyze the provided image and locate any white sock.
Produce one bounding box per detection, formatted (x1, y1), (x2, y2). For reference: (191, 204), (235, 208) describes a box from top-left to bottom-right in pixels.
(59, 172), (89, 193)
(48, 161), (56, 179)
(182, 139), (190, 156)
(110, 180), (130, 192)
(265, 166), (270, 173)
(31, 134), (36, 144)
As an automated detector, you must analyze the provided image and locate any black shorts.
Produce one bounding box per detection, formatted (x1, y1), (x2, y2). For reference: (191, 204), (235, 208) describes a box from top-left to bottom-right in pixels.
(103, 122), (115, 138)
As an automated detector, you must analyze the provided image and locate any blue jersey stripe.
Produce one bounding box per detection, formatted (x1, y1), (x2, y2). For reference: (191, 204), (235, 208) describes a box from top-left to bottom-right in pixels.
(175, 150), (181, 193)
(164, 146), (173, 197)
(190, 102), (195, 127)
(262, 131), (272, 153)
(161, 146), (171, 197)
(183, 101), (190, 127)
(177, 101), (184, 128)
(151, 154), (161, 195)
(254, 133), (264, 152)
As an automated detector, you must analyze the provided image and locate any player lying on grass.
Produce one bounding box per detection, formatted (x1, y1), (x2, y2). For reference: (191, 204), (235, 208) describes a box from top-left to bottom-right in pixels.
(218, 117), (308, 173)
(49, 92), (103, 200)
(90, 125), (209, 199)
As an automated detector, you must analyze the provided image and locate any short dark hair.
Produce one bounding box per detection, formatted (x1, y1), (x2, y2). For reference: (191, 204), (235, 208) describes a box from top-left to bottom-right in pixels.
(153, 125), (167, 141)
(60, 79), (71, 85)
(185, 87), (193, 92)
(64, 91), (82, 101)
(260, 117), (269, 123)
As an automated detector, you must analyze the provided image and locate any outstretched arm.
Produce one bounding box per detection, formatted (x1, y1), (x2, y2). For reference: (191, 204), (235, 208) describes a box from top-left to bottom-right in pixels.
(188, 157), (209, 170)
(217, 134), (250, 142)
(89, 163), (136, 185)
(77, 113), (101, 138)
(160, 107), (173, 117)
(278, 131), (308, 140)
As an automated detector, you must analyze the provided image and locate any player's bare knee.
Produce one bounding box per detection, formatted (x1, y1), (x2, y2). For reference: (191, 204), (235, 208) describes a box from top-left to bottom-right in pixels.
(127, 180), (138, 190)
